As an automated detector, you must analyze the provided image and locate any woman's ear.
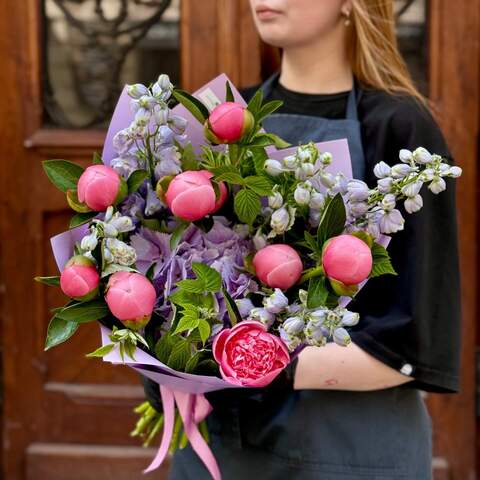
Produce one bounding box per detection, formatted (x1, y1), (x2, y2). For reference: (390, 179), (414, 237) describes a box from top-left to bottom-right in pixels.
(341, 0), (353, 16)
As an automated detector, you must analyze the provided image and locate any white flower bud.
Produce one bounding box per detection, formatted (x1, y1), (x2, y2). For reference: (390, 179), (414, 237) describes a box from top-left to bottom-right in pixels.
(154, 106), (169, 125)
(169, 115), (187, 135)
(157, 74), (172, 90)
(105, 238), (137, 266)
(309, 209), (321, 227)
(377, 177), (393, 193)
(283, 155), (297, 169)
(380, 209), (405, 234)
(347, 180), (370, 202)
(253, 229), (268, 250)
(268, 191), (283, 209)
(412, 147), (432, 164)
(391, 164), (414, 179)
(319, 172), (336, 189)
(80, 231), (98, 252)
(373, 161), (392, 178)
(333, 327), (351, 346)
(109, 214), (135, 233)
(235, 298), (255, 318)
(309, 192), (325, 211)
(399, 149), (413, 163)
(349, 201), (369, 217)
(401, 180), (423, 198)
(301, 162), (315, 178)
(263, 288), (289, 313)
(428, 176), (446, 194)
(320, 152), (332, 165)
(381, 194), (396, 212)
(270, 206), (291, 234)
(126, 83), (149, 99)
(283, 316), (305, 335)
(265, 159), (284, 176)
(294, 184), (311, 206)
(447, 166), (462, 178)
(404, 194), (423, 213)
(341, 311), (360, 327)
(309, 309), (327, 325)
(248, 307), (275, 328)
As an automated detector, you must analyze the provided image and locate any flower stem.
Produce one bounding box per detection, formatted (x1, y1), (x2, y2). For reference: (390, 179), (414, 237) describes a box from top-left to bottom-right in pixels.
(299, 265), (324, 284)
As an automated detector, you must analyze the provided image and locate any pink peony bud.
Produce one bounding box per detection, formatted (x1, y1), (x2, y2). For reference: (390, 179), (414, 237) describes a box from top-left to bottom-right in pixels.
(213, 321), (290, 387)
(322, 234), (373, 286)
(77, 165), (127, 212)
(165, 170), (226, 221)
(205, 102), (254, 144)
(60, 255), (100, 301)
(253, 244), (303, 290)
(198, 170), (228, 213)
(105, 271), (157, 330)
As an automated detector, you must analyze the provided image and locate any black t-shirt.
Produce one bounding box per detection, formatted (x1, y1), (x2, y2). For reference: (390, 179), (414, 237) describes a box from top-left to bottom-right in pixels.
(241, 77), (461, 393)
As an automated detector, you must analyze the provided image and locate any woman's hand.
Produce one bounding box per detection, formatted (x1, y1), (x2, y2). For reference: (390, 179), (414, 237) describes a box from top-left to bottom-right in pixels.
(294, 343), (413, 391)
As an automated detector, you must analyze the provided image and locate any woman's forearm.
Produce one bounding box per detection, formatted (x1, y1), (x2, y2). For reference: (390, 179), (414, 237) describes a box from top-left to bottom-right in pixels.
(293, 343), (413, 391)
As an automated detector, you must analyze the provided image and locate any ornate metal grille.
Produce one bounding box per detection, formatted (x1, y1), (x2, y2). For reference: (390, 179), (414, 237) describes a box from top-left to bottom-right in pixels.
(43, 0), (179, 128)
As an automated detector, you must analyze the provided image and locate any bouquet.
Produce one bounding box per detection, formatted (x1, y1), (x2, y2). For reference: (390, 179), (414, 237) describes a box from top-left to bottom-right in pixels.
(36, 73), (461, 480)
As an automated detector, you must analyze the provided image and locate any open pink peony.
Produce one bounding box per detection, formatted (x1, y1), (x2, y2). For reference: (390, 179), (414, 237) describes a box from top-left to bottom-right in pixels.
(205, 102), (254, 144)
(165, 170), (226, 221)
(77, 165), (125, 211)
(105, 271), (157, 330)
(212, 320), (290, 387)
(60, 255), (100, 301)
(322, 234), (373, 286)
(253, 244), (303, 290)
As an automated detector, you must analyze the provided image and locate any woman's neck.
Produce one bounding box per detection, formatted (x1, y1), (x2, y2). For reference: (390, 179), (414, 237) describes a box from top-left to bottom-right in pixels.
(279, 30), (353, 94)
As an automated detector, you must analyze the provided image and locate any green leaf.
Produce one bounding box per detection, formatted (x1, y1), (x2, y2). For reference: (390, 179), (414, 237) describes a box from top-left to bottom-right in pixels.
(34, 276), (60, 286)
(167, 338), (191, 371)
(329, 277), (358, 297)
(223, 288), (241, 326)
(170, 221), (189, 250)
(307, 276), (329, 309)
(42, 160), (84, 193)
(317, 193), (346, 247)
(92, 152), (103, 165)
(56, 299), (109, 323)
(234, 188), (261, 224)
(264, 133), (290, 149)
(214, 171), (245, 185)
(70, 211), (98, 229)
(141, 218), (162, 231)
(173, 89), (209, 124)
(244, 175), (273, 196)
(197, 320), (211, 345)
(246, 134), (274, 148)
(127, 170), (149, 194)
(351, 230), (374, 248)
(174, 312), (200, 335)
(192, 263), (222, 292)
(185, 351), (203, 373)
(225, 81), (234, 102)
(257, 100), (284, 123)
(304, 231), (322, 256)
(155, 333), (178, 363)
(247, 89), (264, 117)
(45, 315), (79, 350)
(179, 142), (198, 171)
(176, 279), (205, 294)
(370, 243), (397, 278)
(145, 262), (157, 281)
(86, 343), (115, 358)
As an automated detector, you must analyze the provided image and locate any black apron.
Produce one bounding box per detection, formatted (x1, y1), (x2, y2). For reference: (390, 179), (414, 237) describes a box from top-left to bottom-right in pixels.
(168, 73), (433, 480)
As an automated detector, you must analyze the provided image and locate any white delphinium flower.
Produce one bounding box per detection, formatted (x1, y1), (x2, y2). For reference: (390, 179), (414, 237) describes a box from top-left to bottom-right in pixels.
(412, 147), (432, 164)
(380, 208), (405, 234)
(309, 191), (325, 211)
(377, 176), (393, 193)
(401, 180), (423, 198)
(127, 83), (149, 99)
(447, 166), (462, 178)
(347, 179), (370, 202)
(381, 193), (396, 212)
(253, 229), (268, 250)
(341, 311), (360, 327)
(269, 205), (296, 236)
(105, 238), (137, 266)
(235, 298), (255, 318)
(283, 316), (305, 335)
(391, 163), (415, 179)
(309, 208), (321, 227)
(265, 159), (285, 176)
(294, 182), (312, 206)
(320, 152), (332, 166)
(399, 149), (413, 163)
(263, 288), (289, 313)
(349, 201), (369, 218)
(248, 307), (275, 328)
(404, 194), (423, 213)
(373, 161), (391, 178)
(333, 327), (351, 346)
(268, 187), (283, 209)
(80, 229), (98, 252)
(428, 176), (447, 194)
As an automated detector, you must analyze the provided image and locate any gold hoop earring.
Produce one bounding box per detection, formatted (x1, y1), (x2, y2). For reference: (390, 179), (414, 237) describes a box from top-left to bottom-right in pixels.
(343, 11), (351, 26)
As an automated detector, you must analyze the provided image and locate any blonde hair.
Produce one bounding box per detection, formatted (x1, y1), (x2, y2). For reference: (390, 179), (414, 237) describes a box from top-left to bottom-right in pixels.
(349, 0), (427, 105)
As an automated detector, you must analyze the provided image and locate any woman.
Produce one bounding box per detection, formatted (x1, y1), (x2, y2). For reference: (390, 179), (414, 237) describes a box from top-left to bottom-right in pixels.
(162, 1), (461, 478)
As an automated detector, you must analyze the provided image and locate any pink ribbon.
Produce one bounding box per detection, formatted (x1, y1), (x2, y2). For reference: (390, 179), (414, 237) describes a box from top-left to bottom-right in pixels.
(143, 386), (221, 480)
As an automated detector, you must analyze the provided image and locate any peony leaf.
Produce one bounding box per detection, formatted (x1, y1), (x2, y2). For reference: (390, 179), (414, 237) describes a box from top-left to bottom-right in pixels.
(234, 188), (261, 225)
(127, 169), (149, 194)
(56, 299), (110, 323)
(43, 159), (84, 193)
(307, 276), (329, 309)
(317, 193), (346, 248)
(222, 288), (241, 326)
(69, 211), (98, 229)
(169, 221), (189, 251)
(173, 89), (209, 124)
(256, 100), (284, 124)
(86, 343), (115, 358)
(225, 80), (234, 102)
(246, 89), (264, 117)
(35, 275), (60, 286)
(370, 243), (397, 278)
(92, 152), (103, 165)
(191, 263), (221, 292)
(45, 315), (79, 350)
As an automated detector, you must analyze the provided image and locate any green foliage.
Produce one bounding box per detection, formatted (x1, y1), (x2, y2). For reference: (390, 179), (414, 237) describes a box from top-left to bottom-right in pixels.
(127, 170), (149, 194)
(34, 276), (60, 286)
(223, 288), (241, 326)
(42, 160), (84, 193)
(225, 81), (234, 102)
(44, 315), (79, 350)
(234, 188), (261, 224)
(92, 152), (104, 165)
(170, 221), (189, 250)
(307, 276), (330, 309)
(55, 299), (110, 323)
(317, 193), (346, 248)
(70, 211), (98, 229)
(86, 343), (115, 358)
(172, 89), (209, 124)
(370, 243), (397, 278)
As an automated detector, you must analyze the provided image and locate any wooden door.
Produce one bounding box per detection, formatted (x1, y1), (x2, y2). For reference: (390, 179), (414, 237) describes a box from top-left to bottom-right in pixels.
(0, 1), (478, 480)
(0, 1), (260, 479)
